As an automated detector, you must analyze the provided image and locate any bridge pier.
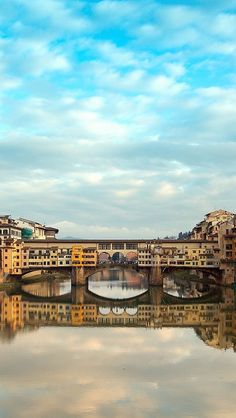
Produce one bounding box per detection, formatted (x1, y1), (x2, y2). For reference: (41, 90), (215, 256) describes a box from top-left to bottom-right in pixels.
(71, 266), (86, 286)
(149, 286), (163, 305)
(71, 286), (85, 304)
(149, 266), (163, 286)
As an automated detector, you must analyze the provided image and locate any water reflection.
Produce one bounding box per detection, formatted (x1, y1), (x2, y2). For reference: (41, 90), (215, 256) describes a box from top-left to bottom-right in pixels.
(163, 275), (212, 298)
(0, 279), (236, 418)
(0, 279), (235, 352)
(22, 278), (71, 297)
(88, 268), (148, 299)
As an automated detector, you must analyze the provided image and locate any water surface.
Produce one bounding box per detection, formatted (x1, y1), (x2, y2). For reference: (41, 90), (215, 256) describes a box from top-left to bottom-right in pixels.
(88, 268), (148, 299)
(22, 278), (71, 297)
(0, 270), (235, 418)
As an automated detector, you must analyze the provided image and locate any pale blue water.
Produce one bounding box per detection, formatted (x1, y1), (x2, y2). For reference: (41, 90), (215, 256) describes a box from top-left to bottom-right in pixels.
(0, 271), (235, 418)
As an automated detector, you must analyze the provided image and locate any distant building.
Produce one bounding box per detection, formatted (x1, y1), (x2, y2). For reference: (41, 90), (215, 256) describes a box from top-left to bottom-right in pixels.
(0, 215), (22, 244)
(16, 217), (58, 240)
(190, 209), (235, 241)
(218, 215), (236, 261)
(0, 215), (58, 246)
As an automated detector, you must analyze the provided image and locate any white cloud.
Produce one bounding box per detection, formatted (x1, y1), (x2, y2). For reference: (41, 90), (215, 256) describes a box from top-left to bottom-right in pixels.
(14, 39), (71, 75)
(157, 182), (178, 198)
(1, 0), (236, 237)
(15, 0), (91, 32)
(86, 172), (103, 185)
(164, 62), (186, 78)
(115, 189), (137, 198)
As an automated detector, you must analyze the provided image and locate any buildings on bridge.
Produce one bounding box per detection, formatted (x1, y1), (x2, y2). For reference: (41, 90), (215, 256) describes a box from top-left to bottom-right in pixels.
(0, 239), (220, 279)
(0, 209), (236, 284)
(138, 241), (219, 268)
(71, 245), (98, 267)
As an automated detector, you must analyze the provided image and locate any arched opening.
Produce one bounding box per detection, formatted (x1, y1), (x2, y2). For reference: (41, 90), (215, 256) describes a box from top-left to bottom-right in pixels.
(126, 251), (138, 264)
(126, 307), (138, 316)
(111, 252), (125, 263)
(112, 307), (124, 315)
(98, 307), (111, 315)
(98, 252), (111, 264)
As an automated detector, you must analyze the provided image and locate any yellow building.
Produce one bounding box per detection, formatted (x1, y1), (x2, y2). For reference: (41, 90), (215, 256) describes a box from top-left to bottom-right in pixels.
(71, 245), (84, 266)
(1, 240), (24, 276)
(72, 245), (97, 267)
(138, 241), (219, 268)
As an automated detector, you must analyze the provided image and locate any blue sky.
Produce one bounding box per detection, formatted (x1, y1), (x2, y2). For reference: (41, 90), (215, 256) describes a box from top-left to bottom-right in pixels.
(1, 0), (236, 238)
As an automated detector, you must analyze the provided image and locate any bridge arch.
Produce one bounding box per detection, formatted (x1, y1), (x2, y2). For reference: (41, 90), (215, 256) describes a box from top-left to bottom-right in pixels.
(111, 252), (125, 263)
(98, 307), (111, 315)
(112, 307), (124, 315)
(98, 252), (111, 264)
(125, 307), (138, 316)
(126, 251), (138, 263)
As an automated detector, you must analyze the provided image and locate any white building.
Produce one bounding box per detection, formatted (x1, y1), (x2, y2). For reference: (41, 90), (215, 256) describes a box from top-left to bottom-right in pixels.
(0, 215), (22, 245)
(16, 218), (58, 240)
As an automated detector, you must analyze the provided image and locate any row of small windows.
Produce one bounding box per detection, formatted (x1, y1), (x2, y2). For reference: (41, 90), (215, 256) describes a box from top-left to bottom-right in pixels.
(98, 243), (137, 250)
(0, 229), (21, 236)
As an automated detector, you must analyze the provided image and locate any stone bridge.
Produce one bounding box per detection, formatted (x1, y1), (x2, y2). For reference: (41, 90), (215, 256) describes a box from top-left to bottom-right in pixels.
(18, 263), (223, 288)
(71, 264), (221, 286)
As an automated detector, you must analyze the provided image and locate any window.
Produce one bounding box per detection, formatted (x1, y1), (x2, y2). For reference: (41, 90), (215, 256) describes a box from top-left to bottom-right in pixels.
(112, 243), (124, 250)
(126, 243), (137, 250)
(98, 243), (111, 250)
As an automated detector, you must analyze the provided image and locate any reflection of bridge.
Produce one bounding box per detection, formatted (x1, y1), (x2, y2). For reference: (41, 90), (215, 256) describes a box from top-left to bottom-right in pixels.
(20, 285), (222, 307)
(1, 286), (235, 351)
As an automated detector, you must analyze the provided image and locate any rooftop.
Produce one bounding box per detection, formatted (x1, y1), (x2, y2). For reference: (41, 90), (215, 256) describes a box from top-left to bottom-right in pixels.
(18, 217), (45, 228)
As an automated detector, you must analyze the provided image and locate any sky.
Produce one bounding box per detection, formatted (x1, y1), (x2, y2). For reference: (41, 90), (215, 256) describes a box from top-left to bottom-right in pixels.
(1, 0), (236, 238)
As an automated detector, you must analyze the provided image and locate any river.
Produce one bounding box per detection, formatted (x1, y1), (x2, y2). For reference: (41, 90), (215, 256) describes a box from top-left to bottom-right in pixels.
(0, 269), (235, 418)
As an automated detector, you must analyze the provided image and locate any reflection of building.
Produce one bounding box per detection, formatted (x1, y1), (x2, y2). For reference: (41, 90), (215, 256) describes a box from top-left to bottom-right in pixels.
(0, 293), (24, 332)
(1, 288), (235, 351)
(23, 281), (65, 297)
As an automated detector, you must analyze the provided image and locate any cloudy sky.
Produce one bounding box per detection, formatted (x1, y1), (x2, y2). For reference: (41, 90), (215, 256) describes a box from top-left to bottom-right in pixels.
(1, 325), (236, 418)
(1, 0), (236, 238)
